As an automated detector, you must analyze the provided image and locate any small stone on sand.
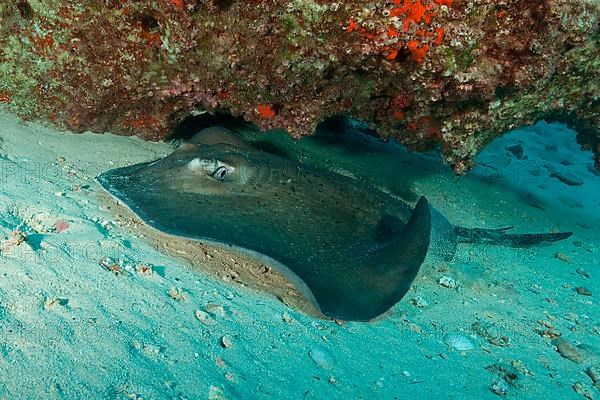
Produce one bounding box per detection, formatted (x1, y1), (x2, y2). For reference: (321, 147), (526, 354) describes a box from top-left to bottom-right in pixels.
(208, 385), (226, 400)
(195, 310), (217, 326)
(550, 170), (584, 186)
(552, 338), (585, 364)
(168, 287), (187, 302)
(587, 367), (600, 391)
(309, 345), (334, 369)
(490, 380), (508, 396)
(572, 382), (594, 400)
(576, 287), (592, 296)
(576, 268), (591, 278)
(438, 276), (457, 289)
(220, 335), (233, 348)
(444, 333), (475, 352)
(410, 296), (428, 308)
(205, 304), (226, 317)
(282, 312), (293, 323)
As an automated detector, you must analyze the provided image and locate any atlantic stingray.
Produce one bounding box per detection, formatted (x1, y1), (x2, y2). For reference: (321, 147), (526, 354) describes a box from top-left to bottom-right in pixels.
(97, 127), (572, 321)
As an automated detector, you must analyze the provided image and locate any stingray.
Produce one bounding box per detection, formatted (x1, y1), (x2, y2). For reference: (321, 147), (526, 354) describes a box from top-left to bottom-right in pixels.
(97, 127), (572, 321)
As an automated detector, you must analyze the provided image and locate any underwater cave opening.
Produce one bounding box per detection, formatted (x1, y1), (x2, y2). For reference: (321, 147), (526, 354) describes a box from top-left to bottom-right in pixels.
(168, 111), (248, 142)
(170, 112), (390, 152)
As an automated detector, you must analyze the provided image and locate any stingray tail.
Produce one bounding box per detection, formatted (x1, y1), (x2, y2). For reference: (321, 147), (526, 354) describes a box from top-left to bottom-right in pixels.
(454, 226), (573, 246)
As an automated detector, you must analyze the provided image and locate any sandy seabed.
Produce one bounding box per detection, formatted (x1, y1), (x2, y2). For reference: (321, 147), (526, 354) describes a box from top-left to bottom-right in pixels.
(0, 110), (597, 399)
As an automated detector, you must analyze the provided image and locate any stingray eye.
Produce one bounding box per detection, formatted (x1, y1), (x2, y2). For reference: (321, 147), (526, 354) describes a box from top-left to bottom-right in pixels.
(212, 166), (229, 181)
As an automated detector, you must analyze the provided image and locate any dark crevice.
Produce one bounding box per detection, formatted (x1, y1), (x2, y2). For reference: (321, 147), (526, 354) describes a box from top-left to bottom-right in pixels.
(495, 84), (517, 100)
(137, 12), (160, 32)
(168, 112), (248, 141)
(213, 0), (235, 11)
(17, 1), (34, 20)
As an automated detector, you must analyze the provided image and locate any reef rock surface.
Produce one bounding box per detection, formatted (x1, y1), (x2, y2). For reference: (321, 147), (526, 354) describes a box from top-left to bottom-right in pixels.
(0, 0), (598, 172)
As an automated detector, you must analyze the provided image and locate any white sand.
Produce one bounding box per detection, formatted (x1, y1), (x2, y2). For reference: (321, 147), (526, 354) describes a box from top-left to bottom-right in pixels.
(0, 111), (597, 399)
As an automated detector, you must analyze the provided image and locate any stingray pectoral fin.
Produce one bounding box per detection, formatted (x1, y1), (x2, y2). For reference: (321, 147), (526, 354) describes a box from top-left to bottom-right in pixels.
(319, 196), (432, 321)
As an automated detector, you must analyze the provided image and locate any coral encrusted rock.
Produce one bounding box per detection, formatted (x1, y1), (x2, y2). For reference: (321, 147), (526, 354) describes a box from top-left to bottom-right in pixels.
(0, 0), (598, 172)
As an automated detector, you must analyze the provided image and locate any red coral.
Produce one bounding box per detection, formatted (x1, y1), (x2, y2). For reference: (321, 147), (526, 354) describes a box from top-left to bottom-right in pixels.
(256, 104), (276, 119)
(350, 0), (452, 64)
(346, 19), (358, 33)
(435, 27), (445, 45)
(385, 49), (399, 60)
(170, 0), (185, 11)
(407, 40), (429, 62)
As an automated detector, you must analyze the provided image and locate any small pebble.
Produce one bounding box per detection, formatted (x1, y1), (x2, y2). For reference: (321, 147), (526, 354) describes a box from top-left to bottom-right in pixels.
(224, 372), (235, 383)
(311, 321), (325, 330)
(552, 338), (585, 364)
(168, 287), (187, 302)
(223, 291), (235, 300)
(473, 321), (511, 347)
(99, 219), (113, 230)
(195, 310), (217, 326)
(208, 385), (226, 400)
(528, 284), (542, 294)
(550, 170), (584, 186)
(572, 382), (594, 400)
(282, 312), (293, 323)
(576, 287), (592, 296)
(490, 380), (508, 396)
(486, 362), (524, 387)
(407, 322), (423, 334)
(586, 365), (600, 385)
(309, 345), (334, 369)
(410, 296), (428, 308)
(511, 360), (535, 378)
(220, 335), (233, 348)
(444, 333), (475, 352)
(576, 268), (591, 278)
(205, 304), (226, 317)
(438, 276), (457, 289)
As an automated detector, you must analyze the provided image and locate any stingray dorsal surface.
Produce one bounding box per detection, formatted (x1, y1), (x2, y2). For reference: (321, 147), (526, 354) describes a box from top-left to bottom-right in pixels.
(188, 126), (254, 149)
(97, 127), (433, 320)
